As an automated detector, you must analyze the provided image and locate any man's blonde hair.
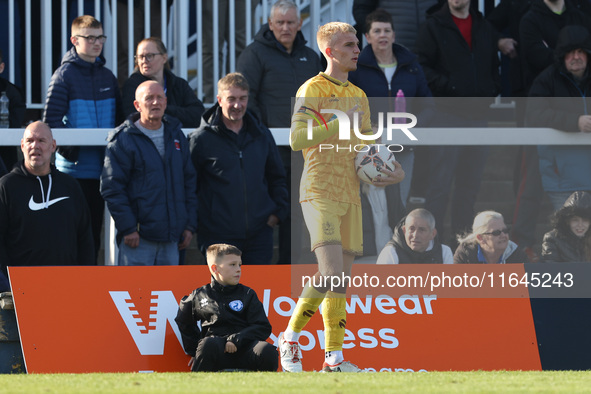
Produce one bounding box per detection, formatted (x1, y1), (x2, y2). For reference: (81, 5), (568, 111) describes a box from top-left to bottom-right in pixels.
(206, 244), (242, 266)
(71, 15), (102, 36)
(217, 72), (249, 93)
(316, 22), (357, 55)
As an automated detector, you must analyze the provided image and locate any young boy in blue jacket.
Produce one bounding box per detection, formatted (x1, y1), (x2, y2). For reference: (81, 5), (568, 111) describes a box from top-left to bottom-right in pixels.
(175, 244), (278, 372)
(43, 15), (122, 262)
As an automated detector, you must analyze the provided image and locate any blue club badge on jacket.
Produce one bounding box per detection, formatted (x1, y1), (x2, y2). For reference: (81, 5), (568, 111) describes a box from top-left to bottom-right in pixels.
(229, 300), (243, 312)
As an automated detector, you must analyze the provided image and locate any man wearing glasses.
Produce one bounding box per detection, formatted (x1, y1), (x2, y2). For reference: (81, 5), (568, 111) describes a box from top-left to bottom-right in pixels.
(43, 15), (123, 264)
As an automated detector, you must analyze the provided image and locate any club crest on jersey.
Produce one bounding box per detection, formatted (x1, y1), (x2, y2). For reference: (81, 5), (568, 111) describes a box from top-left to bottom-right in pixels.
(174, 139), (181, 150)
(229, 300), (243, 312)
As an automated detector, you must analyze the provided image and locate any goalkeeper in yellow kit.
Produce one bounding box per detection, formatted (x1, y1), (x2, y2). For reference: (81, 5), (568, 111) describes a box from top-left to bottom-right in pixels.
(279, 21), (405, 372)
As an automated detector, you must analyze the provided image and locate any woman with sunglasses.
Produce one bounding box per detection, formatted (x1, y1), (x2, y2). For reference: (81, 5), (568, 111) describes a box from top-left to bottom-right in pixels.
(122, 37), (204, 128)
(454, 211), (529, 264)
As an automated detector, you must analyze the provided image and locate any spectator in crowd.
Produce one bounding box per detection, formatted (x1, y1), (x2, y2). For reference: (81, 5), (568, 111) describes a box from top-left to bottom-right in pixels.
(202, 0), (258, 103)
(237, 0), (321, 131)
(43, 15), (123, 263)
(190, 73), (288, 265)
(542, 191), (591, 262)
(518, 0), (590, 243)
(0, 122), (94, 291)
(237, 0), (322, 264)
(116, 0), (173, 88)
(0, 48), (26, 171)
(377, 208), (453, 264)
(122, 37), (204, 128)
(415, 0), (501, 243)
(175, 243), (278, 372)
(349, 8), (433, 254)
(352, 0), (439, 52)
(454, 211), (529, 264)
(487, 0), (530, 96)
(352, 0), (443, 206)
(526, 25), (591, 210)
(101, 81), (197, 266)
(520, 0), (591, 90)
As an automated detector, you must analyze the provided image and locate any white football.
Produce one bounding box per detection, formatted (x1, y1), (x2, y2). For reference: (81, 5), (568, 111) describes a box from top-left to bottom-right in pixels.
(354, 144), (396, 184)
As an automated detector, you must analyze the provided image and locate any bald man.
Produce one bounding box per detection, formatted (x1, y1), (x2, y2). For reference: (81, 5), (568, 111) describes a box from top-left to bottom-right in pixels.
(101, 81), (197, 266)
(0, 121), (94, 291)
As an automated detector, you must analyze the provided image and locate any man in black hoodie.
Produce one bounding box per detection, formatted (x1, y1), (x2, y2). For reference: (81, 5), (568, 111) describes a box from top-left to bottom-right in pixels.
(526, 25), (591, 210)
(237, 0), (321, 264)
(0, 122), (94, 291)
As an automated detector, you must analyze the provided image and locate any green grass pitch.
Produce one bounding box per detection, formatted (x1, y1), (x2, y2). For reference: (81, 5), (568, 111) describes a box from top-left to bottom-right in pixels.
(2, 371), (591, 393)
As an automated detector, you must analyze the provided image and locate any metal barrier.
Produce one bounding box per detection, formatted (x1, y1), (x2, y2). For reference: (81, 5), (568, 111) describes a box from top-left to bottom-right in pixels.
(1, 0), (354, 109)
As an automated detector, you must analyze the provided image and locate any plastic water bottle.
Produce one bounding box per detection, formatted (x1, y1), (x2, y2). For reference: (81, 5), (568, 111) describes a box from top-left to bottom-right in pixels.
(0, 92), (9, 128)
(394, 89), (405, 124)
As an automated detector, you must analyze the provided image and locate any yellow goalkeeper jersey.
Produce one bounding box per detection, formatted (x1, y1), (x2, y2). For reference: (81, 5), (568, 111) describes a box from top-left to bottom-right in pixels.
(290, 72), (373, 205)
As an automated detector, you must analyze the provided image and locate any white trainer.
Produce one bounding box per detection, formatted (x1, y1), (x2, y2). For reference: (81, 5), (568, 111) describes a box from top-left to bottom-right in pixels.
(279, 333), (303, 372)
(320, 361), (362, 372)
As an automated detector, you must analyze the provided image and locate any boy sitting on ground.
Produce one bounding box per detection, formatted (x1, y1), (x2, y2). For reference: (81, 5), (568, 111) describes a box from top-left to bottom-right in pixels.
(175, 244), (278, 371)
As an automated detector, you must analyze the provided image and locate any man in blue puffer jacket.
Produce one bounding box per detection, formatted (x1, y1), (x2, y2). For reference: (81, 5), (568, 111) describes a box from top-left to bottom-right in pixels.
(190, 73), (288, 265)
(43, 15), (123, 262)
(101, 81), (197, 265)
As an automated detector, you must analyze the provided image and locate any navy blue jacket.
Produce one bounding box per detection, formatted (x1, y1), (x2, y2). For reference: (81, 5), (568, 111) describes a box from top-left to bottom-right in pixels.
(100, 114), (197, 244)
(189, 105), (288, 239)
(349, 43), (434, 126)
(350, 43), (432, 99)
(43, 46), (123, 179)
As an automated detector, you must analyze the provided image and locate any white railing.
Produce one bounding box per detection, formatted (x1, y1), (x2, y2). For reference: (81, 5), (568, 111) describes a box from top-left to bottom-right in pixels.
(2, 0), (354, 110)
(1, 126), (589, 264)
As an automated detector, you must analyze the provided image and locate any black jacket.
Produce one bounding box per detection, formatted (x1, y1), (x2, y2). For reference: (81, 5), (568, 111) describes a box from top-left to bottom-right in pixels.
(122, 68), (204, 128)
(527, 25), (591, 192)
(519, 0), (591, 89)
(236, 24), (321, 127)
(175, 277), (272, 356)
(0, 156), (6, 178)
(416, 5), (501, 98)
(0, 162), (94, 281)
(486, 0), (532, 95)
(190, 106), (288, 240)
(542, 191), (591, 262)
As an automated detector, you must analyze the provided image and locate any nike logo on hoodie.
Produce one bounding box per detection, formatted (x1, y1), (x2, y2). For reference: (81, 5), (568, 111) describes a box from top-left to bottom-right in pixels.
(28, 196), (70, 211)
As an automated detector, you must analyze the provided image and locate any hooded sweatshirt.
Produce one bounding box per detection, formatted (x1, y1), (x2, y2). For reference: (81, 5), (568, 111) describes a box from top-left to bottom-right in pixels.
(0, 162), (94, 277)
(527, 25), (591, 192)
(542, 191), (591, 262)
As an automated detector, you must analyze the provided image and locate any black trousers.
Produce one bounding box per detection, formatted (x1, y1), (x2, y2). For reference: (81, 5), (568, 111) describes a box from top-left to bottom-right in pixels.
(77, 178), (102, 263)
(192, 336), (278, 372)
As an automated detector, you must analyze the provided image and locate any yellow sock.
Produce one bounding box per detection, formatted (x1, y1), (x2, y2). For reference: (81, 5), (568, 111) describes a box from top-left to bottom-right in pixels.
(288, 284), (326, 333)
(322, 292), (347, 351)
